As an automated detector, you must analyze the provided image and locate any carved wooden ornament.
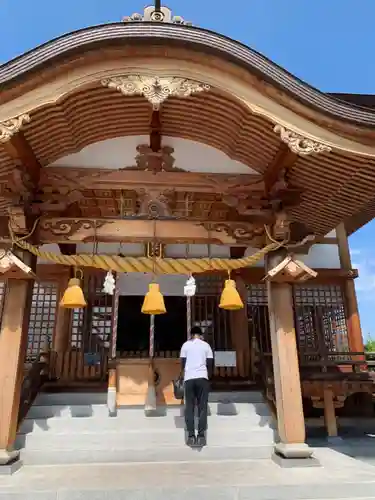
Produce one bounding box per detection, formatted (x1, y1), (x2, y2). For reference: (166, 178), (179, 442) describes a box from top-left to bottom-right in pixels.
(274, 125), (332, 156)
(102, 75), (210, 110)
(0, 114), (30, 143)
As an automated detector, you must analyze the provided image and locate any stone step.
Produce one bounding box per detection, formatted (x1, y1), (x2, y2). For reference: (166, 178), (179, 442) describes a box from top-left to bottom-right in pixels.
(34, 390), (265, 406)
(3, 480), (375, 500)
(19, 415), (275, 434)
(26, 401), (270, 419)
(19, 413), (274, 434)
(19, 443), (273, 465)
(15, 427), (275, 450)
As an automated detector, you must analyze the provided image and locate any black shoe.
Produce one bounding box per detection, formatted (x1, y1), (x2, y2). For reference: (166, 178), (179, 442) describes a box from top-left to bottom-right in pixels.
(187, 435), (196, 447)
(196, 434), (206, 447)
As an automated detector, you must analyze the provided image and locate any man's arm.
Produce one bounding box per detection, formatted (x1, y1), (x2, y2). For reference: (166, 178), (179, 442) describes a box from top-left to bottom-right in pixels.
(206, 345), (214, 379)
(180, 343), (187, 375)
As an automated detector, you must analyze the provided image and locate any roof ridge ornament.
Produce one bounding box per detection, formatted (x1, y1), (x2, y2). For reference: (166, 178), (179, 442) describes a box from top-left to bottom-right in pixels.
(0, 114), (30, 143)
(122, 5), (192, 26)
(274, 125), (332, 156)
(102, 75), (210, 110)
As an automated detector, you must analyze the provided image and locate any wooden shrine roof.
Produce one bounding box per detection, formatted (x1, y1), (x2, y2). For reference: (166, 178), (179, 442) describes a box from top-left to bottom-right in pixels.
(1, 15), (375, 237)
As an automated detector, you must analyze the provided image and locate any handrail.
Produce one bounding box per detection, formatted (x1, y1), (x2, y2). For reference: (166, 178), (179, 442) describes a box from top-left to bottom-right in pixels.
(18, 356), (49, 426)
(299, 351), (366, 373)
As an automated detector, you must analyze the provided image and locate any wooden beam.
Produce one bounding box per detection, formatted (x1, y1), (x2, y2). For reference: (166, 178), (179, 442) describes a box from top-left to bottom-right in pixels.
(336, 223), (365, 354)
(150, 110), (162, 153)
(3, 132), (42, 239)
(3, 132), (41, 186)
(41, 168), (265, 195)
(240, 267), (357, 284)
(37, 217), (261, 245)
(263, 143), (298, 194)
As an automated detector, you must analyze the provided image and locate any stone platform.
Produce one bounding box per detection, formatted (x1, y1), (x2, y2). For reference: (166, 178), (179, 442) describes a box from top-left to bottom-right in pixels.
(2, 447), (375, 499)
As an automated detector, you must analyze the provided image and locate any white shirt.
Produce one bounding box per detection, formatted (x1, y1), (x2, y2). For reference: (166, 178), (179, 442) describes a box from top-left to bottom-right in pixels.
(180, 338), (213, 382)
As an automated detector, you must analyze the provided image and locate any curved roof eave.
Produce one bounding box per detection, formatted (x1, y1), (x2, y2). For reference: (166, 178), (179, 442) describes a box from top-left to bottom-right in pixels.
(1, 22), (375, 127)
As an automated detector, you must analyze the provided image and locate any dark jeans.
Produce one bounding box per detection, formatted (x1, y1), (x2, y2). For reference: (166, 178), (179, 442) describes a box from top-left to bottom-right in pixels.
(184, 378), (209, 437)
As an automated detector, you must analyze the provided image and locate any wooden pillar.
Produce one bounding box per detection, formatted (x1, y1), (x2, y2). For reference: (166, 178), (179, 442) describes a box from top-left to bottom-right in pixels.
(230, 274), (251, 378)
(266, 252), (312, 459)
(0, 278), (33, 465)
(336, 223), (364, 353)
(323, 388), (338, 437)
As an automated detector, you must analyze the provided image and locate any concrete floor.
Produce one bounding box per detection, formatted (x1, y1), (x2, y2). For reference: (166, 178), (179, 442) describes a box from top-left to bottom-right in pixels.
(3, 446), (375, 499)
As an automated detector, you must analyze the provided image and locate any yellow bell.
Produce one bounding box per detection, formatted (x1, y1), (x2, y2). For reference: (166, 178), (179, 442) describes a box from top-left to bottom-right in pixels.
(141, 283), (166, 315)
(219, 279), (244, 311)
(59, 277), (87, 309)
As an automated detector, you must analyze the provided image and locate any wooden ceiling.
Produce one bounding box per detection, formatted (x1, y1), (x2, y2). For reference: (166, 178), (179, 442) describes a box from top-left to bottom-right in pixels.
(0, 87), (282, 173)
(1, 85), (375, 237)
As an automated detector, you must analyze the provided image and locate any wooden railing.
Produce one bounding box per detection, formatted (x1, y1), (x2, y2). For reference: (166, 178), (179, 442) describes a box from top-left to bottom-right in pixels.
(48, 350), (108, 384)
(117, 350), (250, 385)
(365, 352), (375, 372)
(299, 351), (366, 376)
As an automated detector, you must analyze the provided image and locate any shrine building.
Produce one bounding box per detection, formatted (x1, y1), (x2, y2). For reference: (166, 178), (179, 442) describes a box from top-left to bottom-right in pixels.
(0, 4), (375, 470)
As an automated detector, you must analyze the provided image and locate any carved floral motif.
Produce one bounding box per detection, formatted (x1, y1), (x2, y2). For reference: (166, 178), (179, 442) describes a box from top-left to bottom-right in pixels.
(122, 6), (192, 25)
(40, 219), (106, 236)
(136, 188), (176, 218)
(203, 222), (262, 243)
(102, 75), (210, 110)
(274, 125), (332, 156)
(0, 114), (30, 143)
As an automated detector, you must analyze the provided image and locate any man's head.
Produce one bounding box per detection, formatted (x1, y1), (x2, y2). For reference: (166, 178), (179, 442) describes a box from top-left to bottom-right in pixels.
(191, 326), (203, 339)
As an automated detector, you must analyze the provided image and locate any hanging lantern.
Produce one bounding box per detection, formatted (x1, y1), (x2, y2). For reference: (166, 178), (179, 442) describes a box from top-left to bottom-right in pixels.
(141, 283), (166, 315)
(219, 277), (244, 311)
(60, 270), (87, 309)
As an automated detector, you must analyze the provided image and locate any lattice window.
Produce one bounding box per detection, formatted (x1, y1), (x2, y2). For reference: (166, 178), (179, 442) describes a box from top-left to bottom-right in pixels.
(247, 284), (268, 306)
(192, 275), (231, 350)
(27, 281), (58, 362)
(246, 284), (271, 356)
(92, 305), (112, 350)
(70, 273), (113, 353)
(194, 274), (225, 296)
(293, 285), (349, 359)
(71, 308), (84, 349)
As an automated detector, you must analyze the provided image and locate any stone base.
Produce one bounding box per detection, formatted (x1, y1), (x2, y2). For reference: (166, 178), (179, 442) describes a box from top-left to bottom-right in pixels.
(272, 452), (321, 468)
(0, 450), (22, 475)
(274, 442), (313, 459)
(107, 387), (117, 417)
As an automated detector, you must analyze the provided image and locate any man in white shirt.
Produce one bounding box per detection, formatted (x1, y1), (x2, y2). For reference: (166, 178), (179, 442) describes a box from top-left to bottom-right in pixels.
(180, 326), (214, 447)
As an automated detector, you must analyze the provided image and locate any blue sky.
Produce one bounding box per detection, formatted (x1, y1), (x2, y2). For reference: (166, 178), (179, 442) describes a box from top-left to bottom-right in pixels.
(1, 0), (375, 336)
